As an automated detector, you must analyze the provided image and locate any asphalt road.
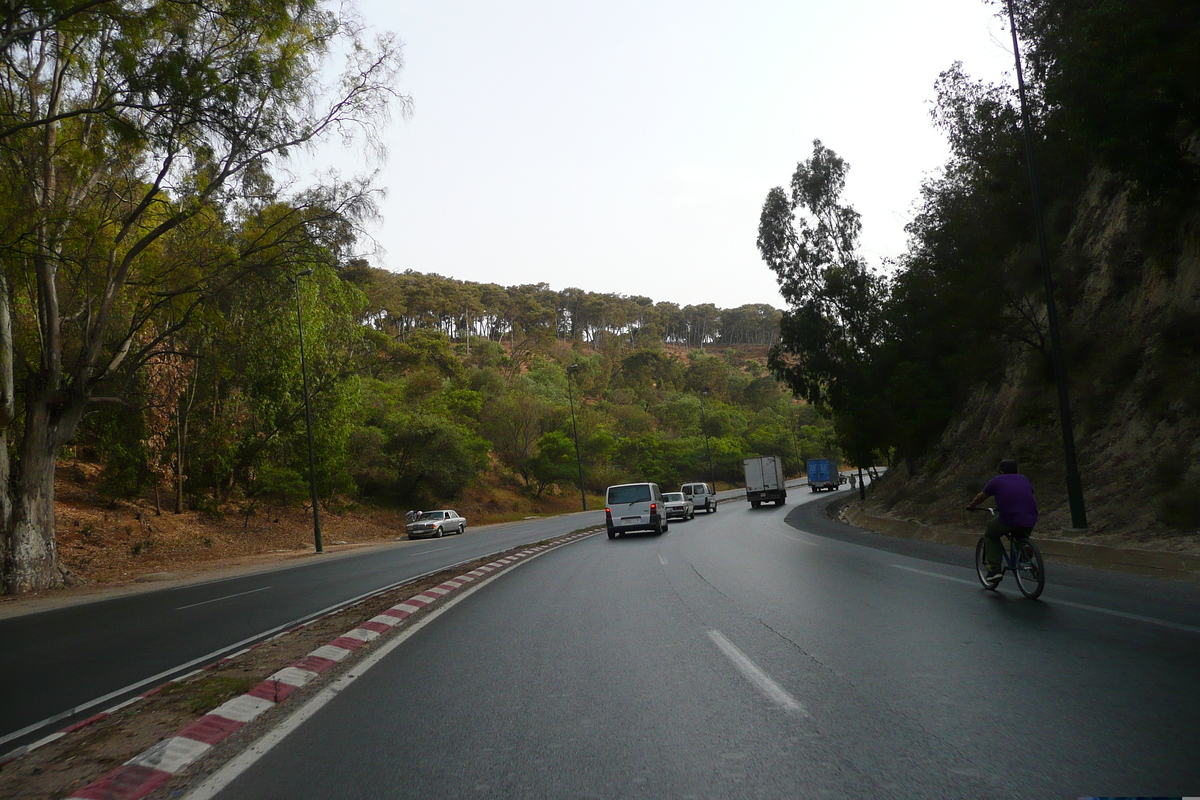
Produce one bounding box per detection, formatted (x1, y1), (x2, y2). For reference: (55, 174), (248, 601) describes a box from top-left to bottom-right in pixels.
(194, 489), (1200, 799)
(0, 508), (612, 751)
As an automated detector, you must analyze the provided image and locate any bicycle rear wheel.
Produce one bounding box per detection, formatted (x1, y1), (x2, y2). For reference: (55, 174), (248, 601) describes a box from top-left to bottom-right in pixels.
(975, 538), (1001, 590)
(1013, 538), (1045, 599)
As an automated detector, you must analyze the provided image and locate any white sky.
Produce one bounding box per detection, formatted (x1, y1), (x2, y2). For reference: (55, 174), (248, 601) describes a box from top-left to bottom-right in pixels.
(311, 0), (1016, 308)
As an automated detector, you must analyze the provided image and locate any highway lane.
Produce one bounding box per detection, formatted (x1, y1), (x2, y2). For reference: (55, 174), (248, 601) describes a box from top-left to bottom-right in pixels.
(0, 509), (606, 751)
(197, 489), (1200, 799)
(0, 481), (797, 752)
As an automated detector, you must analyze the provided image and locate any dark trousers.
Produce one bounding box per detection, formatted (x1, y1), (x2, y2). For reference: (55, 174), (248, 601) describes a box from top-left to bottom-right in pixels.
(984, 517), (1033, 566)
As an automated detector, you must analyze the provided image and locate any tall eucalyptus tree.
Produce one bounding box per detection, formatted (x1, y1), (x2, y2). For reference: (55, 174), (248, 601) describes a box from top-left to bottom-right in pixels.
(0, 0), (405, 592)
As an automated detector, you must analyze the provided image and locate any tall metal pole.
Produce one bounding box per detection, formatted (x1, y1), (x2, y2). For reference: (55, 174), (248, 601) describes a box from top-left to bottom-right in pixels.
(566, 364), (587, 511)
(700, 390), (715, 487)
(293, 270), (323, 553)
(1005, 0), (1088, 529)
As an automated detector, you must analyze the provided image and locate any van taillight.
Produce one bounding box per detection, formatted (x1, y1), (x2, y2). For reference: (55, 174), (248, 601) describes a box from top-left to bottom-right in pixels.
(605, 507), (611, 518)
(650, 503), (657, 512)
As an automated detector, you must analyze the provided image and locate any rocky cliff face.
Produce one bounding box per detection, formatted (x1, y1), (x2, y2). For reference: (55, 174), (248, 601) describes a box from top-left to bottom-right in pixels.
(867, 170), (1200, 546)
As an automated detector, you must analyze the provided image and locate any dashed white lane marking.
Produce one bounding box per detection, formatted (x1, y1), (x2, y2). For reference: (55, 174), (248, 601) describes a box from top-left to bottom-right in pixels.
(176, 586), (272, 610)
(889, 565), (1200, 635)
(659, 554), (668, 566)
(707, 630), (808, 716)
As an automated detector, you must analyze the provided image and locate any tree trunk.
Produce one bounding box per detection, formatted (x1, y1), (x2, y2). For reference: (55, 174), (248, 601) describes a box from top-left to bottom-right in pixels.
(175, 379), (193, 514)
(4, 397), (80, 593)
(0, 276), (14, 582)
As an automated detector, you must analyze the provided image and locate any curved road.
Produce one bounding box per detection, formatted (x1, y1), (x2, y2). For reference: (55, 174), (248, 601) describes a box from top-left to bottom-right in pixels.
(190, 490), (1200, 798)
(0, 509), (611, 752)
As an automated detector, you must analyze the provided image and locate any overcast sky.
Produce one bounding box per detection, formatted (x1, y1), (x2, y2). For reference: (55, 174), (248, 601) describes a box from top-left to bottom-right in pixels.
(311, 0), (1016, 309)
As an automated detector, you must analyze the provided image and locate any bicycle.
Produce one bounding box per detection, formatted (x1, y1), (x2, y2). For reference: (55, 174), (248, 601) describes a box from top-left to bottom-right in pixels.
(968, 507), (1046, 599)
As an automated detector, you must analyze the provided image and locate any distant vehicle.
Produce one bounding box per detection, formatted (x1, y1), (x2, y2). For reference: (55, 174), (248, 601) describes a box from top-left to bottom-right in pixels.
(806, 459), (841, 492)
(680, 482), (717, 513)
(605, 482), (667, 538)
(744, 456), (787, 508)
(406, 509), (466, 539)
(663, 492), (695, 521)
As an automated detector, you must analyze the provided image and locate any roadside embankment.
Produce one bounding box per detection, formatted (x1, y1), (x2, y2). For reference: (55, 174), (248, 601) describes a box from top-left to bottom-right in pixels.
(830, 496), (1200, 583)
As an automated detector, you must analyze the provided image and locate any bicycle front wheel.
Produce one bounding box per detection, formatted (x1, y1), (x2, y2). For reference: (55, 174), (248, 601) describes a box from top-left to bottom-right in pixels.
(1014, 538), (1045, 599)
(975, 538), (1001, 590)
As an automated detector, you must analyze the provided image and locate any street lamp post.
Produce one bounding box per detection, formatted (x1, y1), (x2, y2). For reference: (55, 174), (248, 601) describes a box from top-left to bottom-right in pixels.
(566, 364), (587, 511)
(1004, 0), (1088, 529)
(291, 269), (323, 554)
(699, 390), (715, 487)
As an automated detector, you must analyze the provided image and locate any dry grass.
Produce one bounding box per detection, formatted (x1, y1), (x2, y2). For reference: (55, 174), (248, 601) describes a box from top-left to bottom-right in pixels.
(30, 461), (598, 595)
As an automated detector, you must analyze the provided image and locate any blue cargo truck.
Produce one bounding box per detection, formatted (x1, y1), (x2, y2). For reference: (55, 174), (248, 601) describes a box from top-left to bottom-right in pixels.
(806, 459), (842, 492)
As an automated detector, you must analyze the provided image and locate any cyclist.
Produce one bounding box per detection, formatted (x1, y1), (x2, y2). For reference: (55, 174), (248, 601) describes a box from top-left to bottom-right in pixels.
(967, 459), (1038, 578)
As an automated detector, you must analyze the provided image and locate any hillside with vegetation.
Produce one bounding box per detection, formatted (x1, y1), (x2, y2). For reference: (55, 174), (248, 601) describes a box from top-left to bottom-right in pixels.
(761, 0), (1200, 544)
(33, 266), (835, 588)
(85, 266), (826, 512)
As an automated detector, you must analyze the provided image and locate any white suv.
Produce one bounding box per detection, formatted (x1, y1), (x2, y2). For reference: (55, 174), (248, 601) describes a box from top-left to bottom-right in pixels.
(680, 482), (717, 513)
(605, 483), (667, 538)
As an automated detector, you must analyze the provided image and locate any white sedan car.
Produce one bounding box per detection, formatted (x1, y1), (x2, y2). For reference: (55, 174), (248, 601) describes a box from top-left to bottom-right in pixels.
(663, 492), (694, 521)
(406, 509), (467, 539)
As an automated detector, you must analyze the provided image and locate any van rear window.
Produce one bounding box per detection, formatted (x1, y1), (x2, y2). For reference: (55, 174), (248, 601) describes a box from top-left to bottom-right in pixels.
(608, 485), (651, 504)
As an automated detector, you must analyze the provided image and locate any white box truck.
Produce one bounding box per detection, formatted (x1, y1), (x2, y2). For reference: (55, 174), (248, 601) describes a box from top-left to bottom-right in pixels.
(744, 456), (787, 508)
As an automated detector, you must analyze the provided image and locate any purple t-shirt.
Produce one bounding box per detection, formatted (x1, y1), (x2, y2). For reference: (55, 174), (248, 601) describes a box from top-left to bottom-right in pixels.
(983, 473), (1038, 528)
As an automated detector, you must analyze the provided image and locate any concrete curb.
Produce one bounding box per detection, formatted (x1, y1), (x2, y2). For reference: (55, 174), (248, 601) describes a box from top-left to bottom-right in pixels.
(61, 528), (601, 800)
(836, 501), (1200, 583)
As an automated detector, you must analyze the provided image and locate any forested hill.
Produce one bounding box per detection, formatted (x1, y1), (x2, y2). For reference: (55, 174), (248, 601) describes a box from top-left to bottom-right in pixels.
(342, 264), (783, 349)
(77, 265), (830, 524)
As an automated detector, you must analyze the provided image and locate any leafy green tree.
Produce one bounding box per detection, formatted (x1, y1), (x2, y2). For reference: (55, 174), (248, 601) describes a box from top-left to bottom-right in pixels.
(758, 140), (890, 469)
(349, 379), (488, 503)
(480, 390), (559, 488)
(1015, 0), (1200, 198)
(528, 431), (578, 498)
(0, 0), (404, 592)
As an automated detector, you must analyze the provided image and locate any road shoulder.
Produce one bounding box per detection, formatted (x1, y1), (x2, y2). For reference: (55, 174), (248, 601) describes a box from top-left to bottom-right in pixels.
(830, 494), (1200, 583)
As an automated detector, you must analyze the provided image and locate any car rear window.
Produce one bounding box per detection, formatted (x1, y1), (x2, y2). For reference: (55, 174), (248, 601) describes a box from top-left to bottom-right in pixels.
(608, 484), (651, 504)
(664, 493), (684, 501)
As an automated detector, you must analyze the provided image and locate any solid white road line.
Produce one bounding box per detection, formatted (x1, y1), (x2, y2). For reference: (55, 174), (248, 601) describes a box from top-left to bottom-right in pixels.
(182, 535), (596, 800)
(889, 564), (1200, 635)
(707, 630), (808, 716)
(889, 565), (976, 586)
(770, 529), (820, 546)
(176, 586), (272, 611)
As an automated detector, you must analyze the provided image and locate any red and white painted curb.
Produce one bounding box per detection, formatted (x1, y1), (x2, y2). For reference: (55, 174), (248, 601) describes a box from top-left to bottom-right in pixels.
(63, 531), (597, 800)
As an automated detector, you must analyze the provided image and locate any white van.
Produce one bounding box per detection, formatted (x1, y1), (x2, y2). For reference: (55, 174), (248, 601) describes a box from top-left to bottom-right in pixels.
(605, 482), (667, 538)
(680, 482), (717, 514)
